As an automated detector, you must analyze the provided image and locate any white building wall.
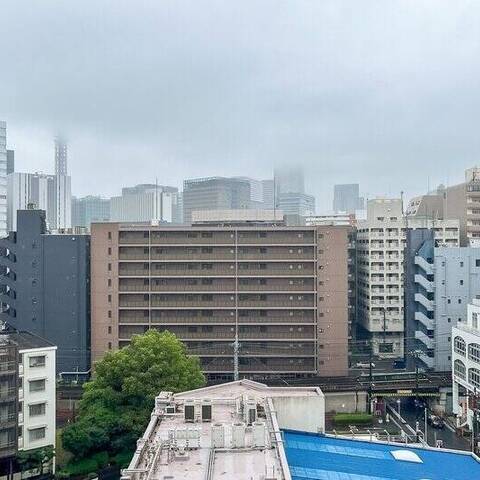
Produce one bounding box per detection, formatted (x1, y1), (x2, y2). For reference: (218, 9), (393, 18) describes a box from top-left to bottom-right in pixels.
(452, 299), (480, 430)
(0, 121), (8, 237)
(18, 345), (56, 452)
(272, 395), (325, 433)
(434, 247), (480, 371)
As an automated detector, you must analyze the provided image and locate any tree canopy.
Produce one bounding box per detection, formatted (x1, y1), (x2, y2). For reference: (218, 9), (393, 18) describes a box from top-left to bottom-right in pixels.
(62, 330), (205, 458)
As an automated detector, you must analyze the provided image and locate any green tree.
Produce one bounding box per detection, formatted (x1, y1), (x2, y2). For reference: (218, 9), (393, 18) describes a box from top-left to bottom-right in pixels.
(62, 330), (205, 458)
(17, 446), (55, 475)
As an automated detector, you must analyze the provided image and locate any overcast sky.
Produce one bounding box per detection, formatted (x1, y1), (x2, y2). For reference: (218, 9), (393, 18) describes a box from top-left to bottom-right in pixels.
(1, 0), (480, 212)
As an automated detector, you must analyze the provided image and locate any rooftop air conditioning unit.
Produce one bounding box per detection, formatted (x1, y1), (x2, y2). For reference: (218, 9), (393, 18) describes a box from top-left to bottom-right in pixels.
(211, 423), (225, 448)
(201, 399), (212, 422)
(165, 405), (176, 415)
(184, 400), (195, 423)
(232, 422), (246, 448)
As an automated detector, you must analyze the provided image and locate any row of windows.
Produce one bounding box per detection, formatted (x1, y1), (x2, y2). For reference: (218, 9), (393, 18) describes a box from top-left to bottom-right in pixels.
(454, 360), (480, 388)
(454, 337), (480, 363)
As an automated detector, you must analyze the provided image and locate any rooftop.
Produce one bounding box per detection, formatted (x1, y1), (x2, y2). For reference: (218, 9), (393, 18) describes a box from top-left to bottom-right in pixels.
(121, 380), (325, 480)
(0, 327), (55, 351)
(284, 431), (480, 480)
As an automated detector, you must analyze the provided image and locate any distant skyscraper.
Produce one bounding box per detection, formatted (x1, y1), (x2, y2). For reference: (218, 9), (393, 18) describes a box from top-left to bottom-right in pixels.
(273, 166), (315, 217)
(110, 183), (180, 223)
(54, 136), (68, 176)
(183, 177), (251, 224)
(72, 195), (110, 230)
(7, 172), (71, 231)
(6, 149), (14, 174)
(0, 122), (8, 237)
(333, 184), (363, 214)
(262, 179), (274, 209)
(274, 165), (305, 195)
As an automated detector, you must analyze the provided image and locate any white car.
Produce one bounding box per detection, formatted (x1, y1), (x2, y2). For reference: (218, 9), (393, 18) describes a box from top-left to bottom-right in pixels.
(354, 362), (375, 369)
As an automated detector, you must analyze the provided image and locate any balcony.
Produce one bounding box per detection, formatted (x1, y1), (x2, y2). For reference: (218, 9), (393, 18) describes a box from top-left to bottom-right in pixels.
(414, 293), (434, 312)
(414, 256), (433, 275)
(415, 330), (434, 349)
(414, 274), (434, 293)
(414, 311), (434, 330)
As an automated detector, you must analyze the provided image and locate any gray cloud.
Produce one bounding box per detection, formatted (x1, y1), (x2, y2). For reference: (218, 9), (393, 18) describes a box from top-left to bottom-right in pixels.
(1, 0), (480, 208)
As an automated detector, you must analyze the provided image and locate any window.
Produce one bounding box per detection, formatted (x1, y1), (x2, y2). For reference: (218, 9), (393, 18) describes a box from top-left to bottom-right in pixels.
(469, 343), (480, 363)
(108, 263), (112, 271)
(108, 279), (112, 287)
(201, 232), (213, 238)
(460, 261), (464, 267)
(108, 294), (112, 303)
(454, 336), (466, 356)
(454, 359), (466, 380)
(108, 231), (112, 240)
(460, 280), (464, 286)
(108, 326), (112, 335)
(476, 259), (480, 267)
(29, 356), (45, 368)
(469, 368), (480, 388)
(108, 247), (112, 255)
(29, 403), (46, 417)
(29, 379), (46, 393)
(458, 299), (462, 304)
(29, 427), (46, 442)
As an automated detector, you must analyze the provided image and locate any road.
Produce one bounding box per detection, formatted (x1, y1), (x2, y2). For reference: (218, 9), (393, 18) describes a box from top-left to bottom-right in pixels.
(389, 400), (470, 451)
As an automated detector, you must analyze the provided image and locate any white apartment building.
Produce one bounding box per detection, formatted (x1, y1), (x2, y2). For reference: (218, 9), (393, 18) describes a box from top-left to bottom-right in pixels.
(357, 198), (459, 358)
(17, 335), (56, 454)
(0, 329), (56, 477)
(452, 299), (480, 433)
(0, 122), (8, 238)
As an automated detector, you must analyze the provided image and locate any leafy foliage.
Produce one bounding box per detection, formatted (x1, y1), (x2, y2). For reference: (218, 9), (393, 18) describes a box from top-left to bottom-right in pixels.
(62, 330), (205, 458)
(17, 446), (55, 474)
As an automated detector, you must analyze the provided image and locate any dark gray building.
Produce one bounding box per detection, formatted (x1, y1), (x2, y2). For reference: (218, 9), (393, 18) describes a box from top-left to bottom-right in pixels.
(0, 209), (90, 374)
(404, 229), (435, 370)
(183, 177), (251, 224)
(333, 184), (364, 214)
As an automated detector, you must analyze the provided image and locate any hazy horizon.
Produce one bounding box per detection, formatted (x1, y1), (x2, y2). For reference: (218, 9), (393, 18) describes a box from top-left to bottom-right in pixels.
(2, 1), (479, 211)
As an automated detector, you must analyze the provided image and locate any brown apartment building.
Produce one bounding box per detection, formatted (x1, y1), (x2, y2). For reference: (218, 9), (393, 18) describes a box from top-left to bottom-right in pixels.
(90, 223), (350, 381)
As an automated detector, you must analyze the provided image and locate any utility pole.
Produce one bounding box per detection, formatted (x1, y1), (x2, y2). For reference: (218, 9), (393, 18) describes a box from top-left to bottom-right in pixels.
(382, 308), (387, 344)
(368, 340), (375, 414)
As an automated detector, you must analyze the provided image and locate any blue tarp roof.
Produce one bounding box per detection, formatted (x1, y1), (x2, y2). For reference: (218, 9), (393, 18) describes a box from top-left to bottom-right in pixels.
(283, 430), (480, 480)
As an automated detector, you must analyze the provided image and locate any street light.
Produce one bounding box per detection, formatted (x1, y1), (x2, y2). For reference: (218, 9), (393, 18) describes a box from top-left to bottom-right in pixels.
(397, 399), (401, 417)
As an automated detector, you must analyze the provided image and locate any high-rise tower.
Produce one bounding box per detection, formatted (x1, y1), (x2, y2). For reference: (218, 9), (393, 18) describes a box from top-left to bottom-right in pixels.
(54, 136), (68, 176)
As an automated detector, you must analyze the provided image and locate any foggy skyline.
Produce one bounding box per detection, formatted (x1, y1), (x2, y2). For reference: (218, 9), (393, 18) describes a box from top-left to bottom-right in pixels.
(1, 1), (480, 210)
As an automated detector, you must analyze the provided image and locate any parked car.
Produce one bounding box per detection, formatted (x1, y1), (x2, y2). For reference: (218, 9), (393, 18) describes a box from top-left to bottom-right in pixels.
(427, 414), (444, 429)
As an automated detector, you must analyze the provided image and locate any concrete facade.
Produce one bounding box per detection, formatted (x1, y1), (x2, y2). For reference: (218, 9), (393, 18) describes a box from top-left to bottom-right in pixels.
(90, 223), (350, 380)
(182, 177), (252, 225)
(358, 198), (459, 359)
(452, 299), (480, 435)
(0, 210), (90, 374)
(0, 330), (56, 476)
(0, 122), (8, 238)
(110, 184), (180, 224)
